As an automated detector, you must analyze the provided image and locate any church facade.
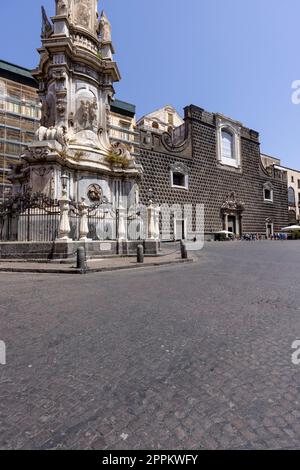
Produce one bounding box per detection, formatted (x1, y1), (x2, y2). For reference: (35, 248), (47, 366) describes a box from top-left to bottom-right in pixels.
(137, 105), (289, 240)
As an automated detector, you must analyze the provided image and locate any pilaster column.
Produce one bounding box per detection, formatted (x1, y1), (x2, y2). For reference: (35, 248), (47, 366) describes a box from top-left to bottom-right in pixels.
(224, 213), (229, 232)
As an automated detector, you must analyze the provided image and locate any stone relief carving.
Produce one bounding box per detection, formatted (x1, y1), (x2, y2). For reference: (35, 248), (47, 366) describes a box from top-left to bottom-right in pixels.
(56, 99), (67, 119)
(87, 184), (102, 203)
(221, 192), (245, 212)
(26, 147), (50, 161)
(74, 0), (92, 29)
(170, 162), (189, 175)
(51, 69), (67, 91)
(76, 98), (98, 131)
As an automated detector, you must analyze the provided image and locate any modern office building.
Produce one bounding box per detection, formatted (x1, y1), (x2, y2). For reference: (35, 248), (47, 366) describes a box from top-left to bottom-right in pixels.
(0, 60), (41, 201)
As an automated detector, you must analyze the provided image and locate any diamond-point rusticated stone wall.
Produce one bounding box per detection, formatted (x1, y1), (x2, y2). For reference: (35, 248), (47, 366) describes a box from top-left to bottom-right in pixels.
(137, 104), (289, 238)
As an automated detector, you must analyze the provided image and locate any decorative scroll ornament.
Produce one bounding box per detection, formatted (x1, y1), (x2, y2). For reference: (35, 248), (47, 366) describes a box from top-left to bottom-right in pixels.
(161, 130), (189, 154)
(0, 191), (59, 214)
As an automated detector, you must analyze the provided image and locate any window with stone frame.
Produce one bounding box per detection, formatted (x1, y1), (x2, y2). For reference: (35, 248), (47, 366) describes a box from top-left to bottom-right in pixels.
(170, 163), (189, 190)
(221, 130), (234, 160)
(288, 187), (296, 206)
(216, 116), (241, 169)
(263, 182), (274, 202)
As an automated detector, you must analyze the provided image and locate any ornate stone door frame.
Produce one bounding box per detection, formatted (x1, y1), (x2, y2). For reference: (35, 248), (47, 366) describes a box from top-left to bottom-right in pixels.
(221, 192), (245, 237)
(265, 218), (274, 238)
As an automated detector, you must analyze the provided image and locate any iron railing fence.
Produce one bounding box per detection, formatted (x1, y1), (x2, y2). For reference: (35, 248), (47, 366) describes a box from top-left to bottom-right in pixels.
(0, 193), (161, 243)
(0, 192), (60, 242)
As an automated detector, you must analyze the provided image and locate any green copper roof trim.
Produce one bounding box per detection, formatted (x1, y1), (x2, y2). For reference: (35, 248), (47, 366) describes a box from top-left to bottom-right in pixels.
(0, 59), (37, 86)
(111, 99), (136, 116)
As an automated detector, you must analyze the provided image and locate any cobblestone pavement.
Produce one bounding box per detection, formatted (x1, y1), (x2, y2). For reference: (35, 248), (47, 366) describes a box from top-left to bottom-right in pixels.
(1, 240), (300, 450)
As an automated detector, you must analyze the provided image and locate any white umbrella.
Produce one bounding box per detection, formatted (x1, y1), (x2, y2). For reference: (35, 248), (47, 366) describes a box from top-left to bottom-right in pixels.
(216, 230), (235, 236)
(281, 225), (300, 232)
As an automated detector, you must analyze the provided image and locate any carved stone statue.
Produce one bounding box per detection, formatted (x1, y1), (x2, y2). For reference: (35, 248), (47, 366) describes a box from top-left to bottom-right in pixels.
(88, 98), (98, 129)
(56, 0), (68, 15)
(78, 100), (90, 128)
(99, 11), (112, 43)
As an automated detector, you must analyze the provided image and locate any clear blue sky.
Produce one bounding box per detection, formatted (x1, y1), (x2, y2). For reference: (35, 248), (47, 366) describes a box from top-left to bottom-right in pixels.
(1, 0), (300, 168)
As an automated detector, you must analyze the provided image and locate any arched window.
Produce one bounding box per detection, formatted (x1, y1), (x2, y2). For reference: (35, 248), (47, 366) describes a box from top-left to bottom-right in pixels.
(216, 117), (241, 169)
(288, 187), (296, 206)
(152, 121), (159, 129)
(263, 182), (274, 203)
(221, 130), (234, 160)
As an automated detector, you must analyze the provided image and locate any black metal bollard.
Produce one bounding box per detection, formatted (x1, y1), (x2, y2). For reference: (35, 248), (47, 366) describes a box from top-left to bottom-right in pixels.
(137, 244), (144, 263)
(77, 247), (87, 271)
(181, 242), (188, 259)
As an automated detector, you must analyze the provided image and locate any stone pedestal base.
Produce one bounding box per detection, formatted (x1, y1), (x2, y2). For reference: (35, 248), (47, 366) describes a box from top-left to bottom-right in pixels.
(0, 240), (160, 261)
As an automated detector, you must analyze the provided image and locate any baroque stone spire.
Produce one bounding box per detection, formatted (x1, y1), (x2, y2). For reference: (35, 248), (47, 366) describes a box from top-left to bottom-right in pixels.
(32, 0), (120, 153)
(12, 0), (141, 207)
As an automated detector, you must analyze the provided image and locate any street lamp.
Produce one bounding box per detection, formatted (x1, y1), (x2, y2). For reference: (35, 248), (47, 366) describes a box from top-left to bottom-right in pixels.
(61, 172), (69, 191)
(147, 188), (154, 204)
